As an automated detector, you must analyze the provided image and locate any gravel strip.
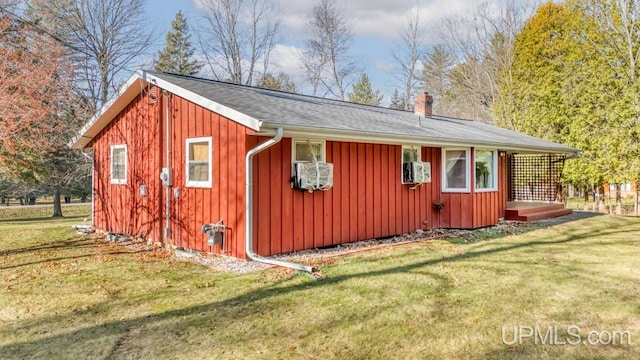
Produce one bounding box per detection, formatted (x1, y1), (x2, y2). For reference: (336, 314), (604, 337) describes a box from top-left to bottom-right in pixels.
(91, 215), (582, 274)
(174, 249), (271, 273)
(173, 226), (500, 274)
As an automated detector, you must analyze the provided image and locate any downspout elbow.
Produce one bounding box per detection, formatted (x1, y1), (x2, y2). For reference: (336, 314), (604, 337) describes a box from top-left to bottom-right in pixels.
(245, 128), (314, 273)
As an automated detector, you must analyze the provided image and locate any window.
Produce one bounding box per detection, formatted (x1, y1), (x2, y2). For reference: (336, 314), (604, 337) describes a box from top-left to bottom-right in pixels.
(475, 149), (497, 191)
(442, 148), (469, 192)
(110, 144), (127, 184)
(402, 145), (421, 184)
(293, 139), (325, 163)
(186, 137), (212, 187)
(402, 146), (420, 163)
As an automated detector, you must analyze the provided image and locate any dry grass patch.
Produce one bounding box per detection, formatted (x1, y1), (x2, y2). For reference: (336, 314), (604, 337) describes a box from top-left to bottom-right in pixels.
(1, 211), (639, 359)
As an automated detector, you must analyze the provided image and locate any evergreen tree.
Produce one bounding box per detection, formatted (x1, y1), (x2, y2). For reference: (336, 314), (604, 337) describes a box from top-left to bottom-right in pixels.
(348, 73), (383, 106)
(258, 73), (298, 93)
(494, 1), (640, 209)
(420, 45), (455, 114)
(389, 89), (406, 110)
(155, 11), (202, 75)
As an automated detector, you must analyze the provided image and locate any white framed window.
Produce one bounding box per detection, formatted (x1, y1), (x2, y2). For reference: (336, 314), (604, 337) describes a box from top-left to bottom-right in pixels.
(293, 139), (325, 163)
(186, 137), (212, 188)
(401, 145), (421, 184)
(110, 144), (127, 185)
(442, 148), (470, 192)
(402, 145), (420, 163)
(475, 149), (497, 191)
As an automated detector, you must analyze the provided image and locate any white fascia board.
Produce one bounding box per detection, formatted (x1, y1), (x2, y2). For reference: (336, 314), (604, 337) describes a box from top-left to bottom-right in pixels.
(70, 70), (263, 149)
(256, 125), (578, 155)
(69, 71), (146, 149)
(144, 72), (262, 131)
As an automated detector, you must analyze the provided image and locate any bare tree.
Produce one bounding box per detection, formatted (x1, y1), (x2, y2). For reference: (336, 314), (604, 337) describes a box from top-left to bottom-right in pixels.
(302, 49), (324, 96)
(391, 8), (427, 110)
(27, 0), (152, 110)
(28, 0), (153, 110)
(437, 0), (538, 122)
(303, 0), (358, 100)
(198, 0), (281, 86)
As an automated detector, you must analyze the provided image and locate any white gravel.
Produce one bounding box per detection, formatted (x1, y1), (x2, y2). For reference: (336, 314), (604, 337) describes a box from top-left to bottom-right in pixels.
(111, 214), (588, 274)
(174, 249), (271, 273)
(174, 229), (457, 274)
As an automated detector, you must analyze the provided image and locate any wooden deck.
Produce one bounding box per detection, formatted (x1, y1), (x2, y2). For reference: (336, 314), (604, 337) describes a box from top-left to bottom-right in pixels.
(505, 201), (573, 221)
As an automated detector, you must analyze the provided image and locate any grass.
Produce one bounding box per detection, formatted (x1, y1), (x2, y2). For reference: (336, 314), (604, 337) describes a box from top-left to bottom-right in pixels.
(1, 209), (639, 359)
(0, 203), (92, 221)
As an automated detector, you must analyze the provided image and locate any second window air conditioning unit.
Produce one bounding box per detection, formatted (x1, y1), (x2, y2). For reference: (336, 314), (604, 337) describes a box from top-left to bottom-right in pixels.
(402, 161), (431, 184)
(292, 162), (334, 191)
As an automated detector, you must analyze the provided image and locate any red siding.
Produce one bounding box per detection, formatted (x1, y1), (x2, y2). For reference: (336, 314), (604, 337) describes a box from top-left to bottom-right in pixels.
(91, 87), (162, 243)
(252, 140), (440, 256)
(91, 91), (254, 258)
(170, 95), (253, 258)
(91, 90), (510, 259)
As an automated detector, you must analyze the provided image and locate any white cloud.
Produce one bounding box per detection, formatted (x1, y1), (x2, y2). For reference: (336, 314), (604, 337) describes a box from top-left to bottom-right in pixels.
(276, 0), (499, 41)
(267, 44), (307, 86)
(184, 0), (542, 100)
(374, 60), (396, 72)
(274, 0), (541, 43)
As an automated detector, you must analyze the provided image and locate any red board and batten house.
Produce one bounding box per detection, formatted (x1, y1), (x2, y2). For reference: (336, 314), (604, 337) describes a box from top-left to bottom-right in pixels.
(71, 70), (577, 268)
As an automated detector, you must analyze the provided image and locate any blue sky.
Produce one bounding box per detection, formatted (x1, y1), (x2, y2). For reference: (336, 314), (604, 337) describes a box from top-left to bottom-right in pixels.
(144, 0), (533, 103)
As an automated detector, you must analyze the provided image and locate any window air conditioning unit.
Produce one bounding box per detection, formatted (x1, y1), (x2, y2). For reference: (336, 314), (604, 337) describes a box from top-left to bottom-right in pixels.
(292, 162), (334, 191)
(403, 161), (431, 184)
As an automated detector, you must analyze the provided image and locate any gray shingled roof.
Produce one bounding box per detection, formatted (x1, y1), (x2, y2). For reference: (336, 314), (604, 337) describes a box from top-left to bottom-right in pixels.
(146, 71), (577, 153)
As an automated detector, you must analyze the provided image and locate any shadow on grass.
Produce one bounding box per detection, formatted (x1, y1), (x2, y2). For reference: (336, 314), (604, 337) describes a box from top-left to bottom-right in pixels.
(0, 215), (89, 223)
(0, 215), (635, 359)
(443, 211), (604, 245)
(0, 237), (148, 270)
(0, 238), (94, 256)
(0, 249), (149, 270)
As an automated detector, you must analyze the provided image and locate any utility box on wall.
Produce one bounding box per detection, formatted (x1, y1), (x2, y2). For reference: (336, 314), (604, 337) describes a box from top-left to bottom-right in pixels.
(160, 167), (173, 186)
(202, 221), (226, 248)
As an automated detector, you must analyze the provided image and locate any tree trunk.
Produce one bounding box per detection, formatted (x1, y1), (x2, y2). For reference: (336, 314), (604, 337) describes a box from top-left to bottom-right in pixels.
(52, 185), (63, 218)
(583, 184), (589, 210)
(597, 183), (606, 212)
(615, 183), (622, 215)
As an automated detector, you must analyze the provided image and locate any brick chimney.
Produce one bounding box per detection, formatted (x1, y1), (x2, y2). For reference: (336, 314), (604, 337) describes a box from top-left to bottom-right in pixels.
(414, 92), (433, 116)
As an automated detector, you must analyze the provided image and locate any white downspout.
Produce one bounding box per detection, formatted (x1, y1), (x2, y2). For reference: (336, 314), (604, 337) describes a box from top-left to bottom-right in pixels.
(245, 128), (314, 273)
(164, 90), (171, 239)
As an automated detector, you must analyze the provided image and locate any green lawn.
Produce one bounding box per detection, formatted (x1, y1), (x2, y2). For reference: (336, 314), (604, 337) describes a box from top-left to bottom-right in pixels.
(0, 203), (92, 221)
(1, 210), (639, 359)
(566, 197), (638, 214)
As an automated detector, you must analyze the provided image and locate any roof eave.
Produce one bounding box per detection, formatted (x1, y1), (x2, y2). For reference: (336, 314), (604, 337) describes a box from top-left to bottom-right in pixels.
(147, 72), (262, 131)
(69, 70), (263, 149)
(258, 124), (579, 155)
(69, 70), (147, 149)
